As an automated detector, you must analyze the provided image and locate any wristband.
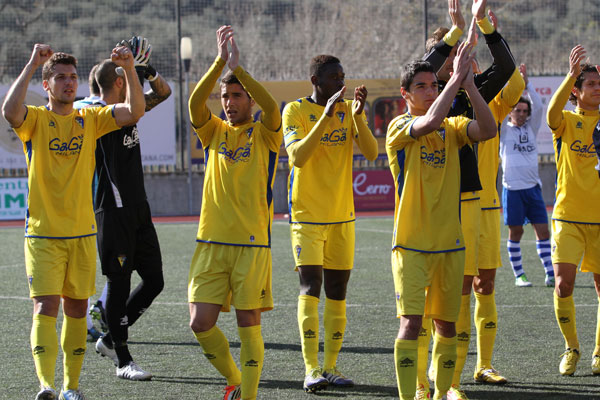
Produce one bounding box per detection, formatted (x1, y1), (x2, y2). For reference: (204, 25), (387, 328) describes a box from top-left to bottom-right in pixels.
(444, 26), (463, 47)
(476, 17), (494, 35)
(145, 65), (158, 82)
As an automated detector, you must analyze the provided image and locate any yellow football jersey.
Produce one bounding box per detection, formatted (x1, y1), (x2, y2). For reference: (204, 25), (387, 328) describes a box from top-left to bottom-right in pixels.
(386, 113), (471, 252)
(13, 105), (119, 238)
(194, 116), (281, 247)
(283, 98), (365, 223)
(478, 69), (525, 209)
(550, 108), (600, 223)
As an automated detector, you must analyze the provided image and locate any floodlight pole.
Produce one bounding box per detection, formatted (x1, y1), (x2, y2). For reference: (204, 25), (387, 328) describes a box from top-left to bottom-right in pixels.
(181, 37), (193, 216)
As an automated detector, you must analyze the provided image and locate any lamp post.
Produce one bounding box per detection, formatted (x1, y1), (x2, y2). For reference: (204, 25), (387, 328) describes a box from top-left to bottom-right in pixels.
(181, 37), (193, 215)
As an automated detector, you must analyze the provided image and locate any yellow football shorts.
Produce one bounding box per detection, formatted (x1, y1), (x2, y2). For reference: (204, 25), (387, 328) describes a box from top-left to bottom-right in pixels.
(477, 208), (501, 270)
(551, 220), (600, 273)
(391, 247), (464, 322)
(188, 242), (273, 312)
(25, 236), (97, 299)
(461, 198), (481, 277)
(290, 221), (355, 270)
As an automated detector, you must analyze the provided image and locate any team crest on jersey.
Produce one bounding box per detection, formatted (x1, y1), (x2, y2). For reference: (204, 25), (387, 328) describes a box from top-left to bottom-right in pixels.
(118, 255), (127, 267)
(75, 116), (84, 129)
(336, 111), (345, 123)
(295, 245), (302, 259)
(437, 128), (446, 141)
(576, 121), (583, 129)
(309, 114), (317, 122)
(246, 127), (254, 138)
(218, 140), (252, 163)
(48, 121), (56, 128)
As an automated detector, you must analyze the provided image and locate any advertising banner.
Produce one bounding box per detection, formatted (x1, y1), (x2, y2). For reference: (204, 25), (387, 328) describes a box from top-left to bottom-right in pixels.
(352, 170), (395, 211)
(0, 178), (27, 220)
(0, 82), (176, 169)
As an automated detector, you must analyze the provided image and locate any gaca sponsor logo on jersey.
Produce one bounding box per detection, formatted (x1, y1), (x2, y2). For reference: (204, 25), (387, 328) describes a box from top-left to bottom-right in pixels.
(320, 128), (347, 146)
(123, 126), (140, 149)
(49, 134), (84, 156)
(420, 146), (446, 167)
(569, 140), (596, 158)
(218, 140), (252, 163)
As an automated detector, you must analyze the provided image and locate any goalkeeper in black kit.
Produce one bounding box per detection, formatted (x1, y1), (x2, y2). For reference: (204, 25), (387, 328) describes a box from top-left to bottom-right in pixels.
(91, 36), (172, 381)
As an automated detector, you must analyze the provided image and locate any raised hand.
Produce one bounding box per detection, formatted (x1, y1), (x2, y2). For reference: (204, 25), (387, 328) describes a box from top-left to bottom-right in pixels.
(569, 45), (586, 78)
(453, 41), (475, 83)
(111, 46), (134, 70)
(519, 64), (528, 85)
(465, 17), (478, 48)
(448, 0), (465, 31)
(216, 25), (234, 62)
(353, 85), (368, 115)
(325, 86), (346, 117)
(488, 9), (498, 30)
(228, 36), (240, 71)
(472, 0), (487, 21)
(29, 44), (53, 68)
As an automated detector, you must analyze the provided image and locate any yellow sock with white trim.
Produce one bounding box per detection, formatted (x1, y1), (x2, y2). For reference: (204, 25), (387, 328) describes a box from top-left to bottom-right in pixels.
(238, 325), (263, 400)
(194, 326), (241, 386)
(554, 292), (579, 350)
(323, 298), (346, 371)
(61, 315), (87, 390)
(31, 314), (58, 389)
(394, 338), (418, 400)
(298, 295), (320, 374)
(474, 291), (497, 369)
(453, 294), (471, 386)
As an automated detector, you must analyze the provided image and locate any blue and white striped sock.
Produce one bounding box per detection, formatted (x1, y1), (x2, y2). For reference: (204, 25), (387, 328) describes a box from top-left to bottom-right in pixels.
(507, 240), (523, 278)
(536, 239), (554, 276)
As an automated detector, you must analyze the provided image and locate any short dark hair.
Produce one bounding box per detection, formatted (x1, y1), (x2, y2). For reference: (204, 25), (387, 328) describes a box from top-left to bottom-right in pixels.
(569, 63), (598, 105)
(220, 71), (250, 98)
(94, 59), (121, 92)
(401, 60), (436, 91)
(425, 27), (450, 53)
(89, 64), (100, 96)
(41, 52), (77, 81)
(516, 97), (531, 116)
(309, 54), (341, 78)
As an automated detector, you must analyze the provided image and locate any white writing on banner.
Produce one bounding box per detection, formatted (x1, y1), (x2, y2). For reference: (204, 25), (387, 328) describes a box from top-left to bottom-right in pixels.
(0, 178), (28, 220)
(0, 82), (176, 168)
(352, 170), (395, 211)
(353, 172), (393, 196)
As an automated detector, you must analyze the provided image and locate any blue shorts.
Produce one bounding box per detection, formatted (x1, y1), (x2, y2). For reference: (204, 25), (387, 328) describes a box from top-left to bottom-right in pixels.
(502, 185), (548, 226)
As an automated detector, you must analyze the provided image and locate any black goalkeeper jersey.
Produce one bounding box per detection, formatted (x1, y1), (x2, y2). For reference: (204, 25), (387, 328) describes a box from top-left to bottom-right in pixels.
(93, 101), (147, 211)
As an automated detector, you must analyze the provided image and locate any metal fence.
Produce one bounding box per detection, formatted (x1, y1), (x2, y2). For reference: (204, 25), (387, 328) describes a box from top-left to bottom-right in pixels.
(1, 0), (599, 174)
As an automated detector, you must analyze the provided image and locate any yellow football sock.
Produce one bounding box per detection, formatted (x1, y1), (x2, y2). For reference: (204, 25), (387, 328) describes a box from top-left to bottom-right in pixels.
(31, 314), (58, 389)
(595, 301), (600, 356)
(298, 295), (320, 374)
(431, 332), (457, 399)
(416, 317), (432, 390)
(194, 326), (241, 386)
(453, 294), (471, 386)
(61, 315), (87, 390)
(554, 292), (579, 350)
(238, 325), (263, 400)
(474, 291), (497, 369)
(323, 298), (346, 371)
(394, 338), (418, 400)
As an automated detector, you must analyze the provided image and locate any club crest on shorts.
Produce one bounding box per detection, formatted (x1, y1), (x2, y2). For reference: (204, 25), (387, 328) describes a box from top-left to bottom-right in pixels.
(28, 275), (33, 287)
(295, 245), (302, 259)
(249, 235), (255, 242)
(117, 255), (126, 267)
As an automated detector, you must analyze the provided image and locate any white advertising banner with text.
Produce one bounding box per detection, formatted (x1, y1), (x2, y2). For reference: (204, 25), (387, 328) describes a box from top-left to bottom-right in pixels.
(0, 81), (176, 169)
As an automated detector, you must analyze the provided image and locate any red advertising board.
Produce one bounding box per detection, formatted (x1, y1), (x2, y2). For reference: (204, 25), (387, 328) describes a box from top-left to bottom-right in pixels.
(352, 170), (395, 211)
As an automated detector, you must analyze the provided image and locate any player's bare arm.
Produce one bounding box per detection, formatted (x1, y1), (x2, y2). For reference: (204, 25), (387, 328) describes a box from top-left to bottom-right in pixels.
(287, 86), (346, 167)
(111, 45), (145, 127)
(411, 42), (473, 137)
(463, 62), (496, 141)
(145, 75), (171, 111)
(2, 44), (53, 128)
(352, 85), (378, 160)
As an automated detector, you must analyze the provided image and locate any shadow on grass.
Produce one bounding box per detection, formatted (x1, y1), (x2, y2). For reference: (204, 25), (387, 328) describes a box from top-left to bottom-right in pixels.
(460, 381), (600, 400)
